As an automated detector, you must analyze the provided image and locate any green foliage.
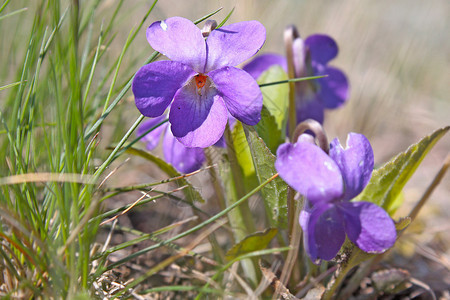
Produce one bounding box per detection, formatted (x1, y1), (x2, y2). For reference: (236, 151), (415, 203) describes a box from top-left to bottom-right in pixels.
(255, 105), (285, 154)
(225, 228), (278, 260)
(354, 126), (449, 214)
(245, 127), (288, 229)
(257, 65), (289, 133)
(125, 147), (206, 203)
(231, 121), (257, 190)
(0, 0), (159, 296)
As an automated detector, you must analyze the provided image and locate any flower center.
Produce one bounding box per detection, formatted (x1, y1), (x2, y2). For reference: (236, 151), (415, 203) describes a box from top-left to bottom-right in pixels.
(194, 74), (207, 89)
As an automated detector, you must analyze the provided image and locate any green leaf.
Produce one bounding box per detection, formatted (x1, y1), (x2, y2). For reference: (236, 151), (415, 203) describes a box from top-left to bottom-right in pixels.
(355, 126), (449, 215)
(225, 228), (278, 261)
(125, 147), (205, 203)
(0, 81), (22, 91)
(257, 65), (289, 132)
(394, 217), (411, 231)
(231, 121), (256, 183)
(245, 127), (288, 228)
(255, 105), (284, 154)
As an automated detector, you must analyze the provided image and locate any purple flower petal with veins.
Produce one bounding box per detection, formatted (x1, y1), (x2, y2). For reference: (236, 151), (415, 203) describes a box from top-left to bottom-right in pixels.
(243, 33), (349, 125)
(276, 133), (396, 262)
(133, 17), (266, 148)
(275, 141), (343, 205)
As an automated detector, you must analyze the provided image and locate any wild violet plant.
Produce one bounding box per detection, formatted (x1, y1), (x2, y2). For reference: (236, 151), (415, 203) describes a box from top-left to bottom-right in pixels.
(244, 28), (349, 125)
(129, 16), (449, 299)
(1, 2), (449, 299)
(132, 16), (265, 147)
(276, 128), (396, 263)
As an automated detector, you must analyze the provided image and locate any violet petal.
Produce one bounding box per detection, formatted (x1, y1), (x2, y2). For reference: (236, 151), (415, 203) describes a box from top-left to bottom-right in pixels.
(214, 135), (226, 148)
(163, 130), (205, 173)
(304, 34), (338, 65)
(137, 116), (168, 150)
(242, 53), (287, 80)
(205, 21), (266, 72)
(132, 61), (195, 117)
(296, 94), (325, 124)
(209, 66), (262, 125)
(329, 133), (374, 201)
(339, 201), (396, 253)
(301, 203), (345, 262)
(317, 66), (349, 109)
(275, 141), (344, 205)
(169, 81), (227, 148)
(146, 17), (206, 73)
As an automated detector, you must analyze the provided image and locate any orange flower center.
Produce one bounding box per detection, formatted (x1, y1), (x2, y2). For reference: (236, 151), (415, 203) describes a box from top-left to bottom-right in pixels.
(194, 74), (207, 89)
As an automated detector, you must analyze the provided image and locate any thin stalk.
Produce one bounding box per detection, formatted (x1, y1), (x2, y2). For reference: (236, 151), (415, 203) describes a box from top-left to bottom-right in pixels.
(284, 25), (299, 141)
(204, 150), (227, 211)
(93, 114), (144, 180)
(278, 195), (303, 289)
(0, 0), (11, 14)
(258, 75), (326, 88)
(409, 152), (450, 221)
(82, 22), (103, 108)
(97, 173), (279, 275)
(322, 260), (354, 300)
(196, 247), (291, 300)
(287, 187), (296, 239)
(112, 220), (226, 299)
(114, 118), (168, 157)
(104, 165), (210, 194)
(101, 26), (135, 114)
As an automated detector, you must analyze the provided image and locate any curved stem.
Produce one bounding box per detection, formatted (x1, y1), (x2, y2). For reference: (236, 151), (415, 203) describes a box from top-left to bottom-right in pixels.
(279, 195), (304, 288)
(201, 20), (217, 37)
(292, 119), (329, 153)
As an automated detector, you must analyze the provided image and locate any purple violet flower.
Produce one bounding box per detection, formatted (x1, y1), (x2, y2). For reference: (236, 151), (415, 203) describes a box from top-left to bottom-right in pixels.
(275, 133), (396, 262)
(243, 34), (349, 124)
(138, 116), (205, 174)
(132, 17), (266, 148)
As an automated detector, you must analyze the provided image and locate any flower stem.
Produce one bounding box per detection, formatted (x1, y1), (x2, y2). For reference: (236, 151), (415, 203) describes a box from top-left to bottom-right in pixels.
(322, 262), (353, 300)
(292, 119), (329, 152)
(223, 123), (258, 285)
(279, 194), (303, 288)
(286, 187), (297, 239)
(284, 25), (298, 141)
(97, 173), (279, 275)
(204, 150), (227, 211)
(409, 152), (450, 221)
